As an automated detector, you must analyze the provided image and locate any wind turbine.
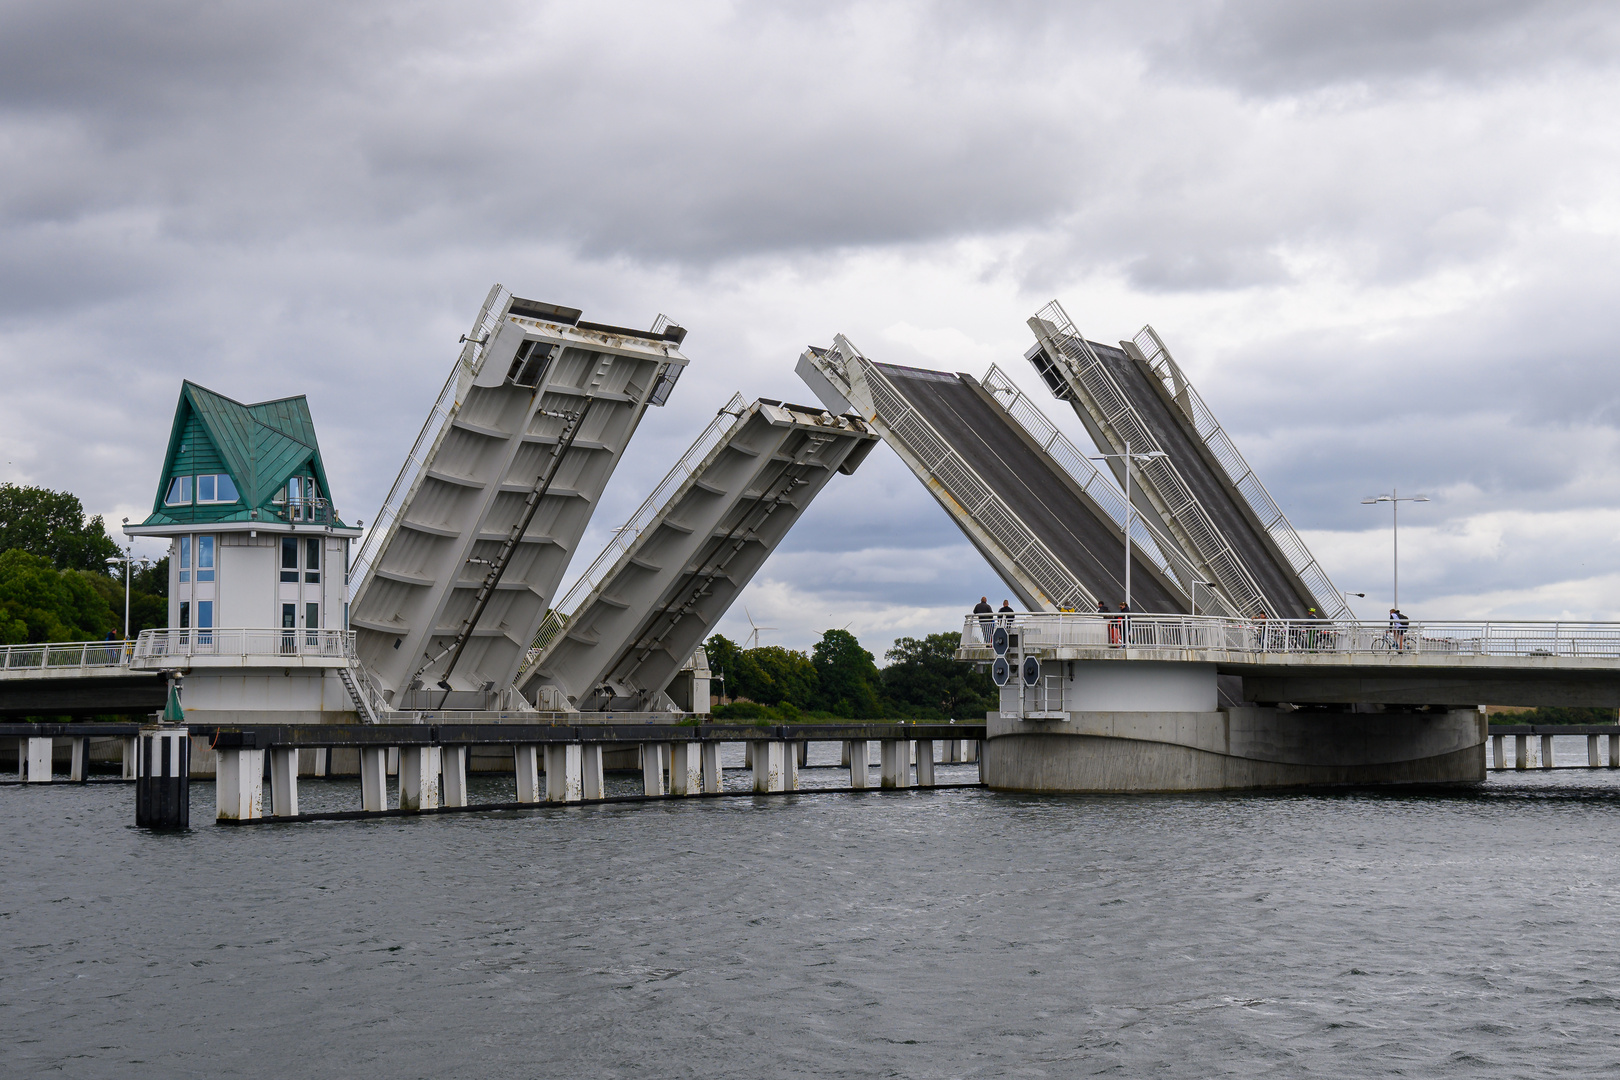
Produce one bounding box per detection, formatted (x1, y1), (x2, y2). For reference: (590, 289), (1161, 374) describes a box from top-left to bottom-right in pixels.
(744, 607), (777, 650)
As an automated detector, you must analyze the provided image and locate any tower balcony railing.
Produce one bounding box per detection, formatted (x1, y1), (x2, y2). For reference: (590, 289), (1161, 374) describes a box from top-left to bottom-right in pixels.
(959, 614), (1620, 663)
(133, 627), (355, 663)
(0, 639), (134, 675)
(273, 498), (336, 524)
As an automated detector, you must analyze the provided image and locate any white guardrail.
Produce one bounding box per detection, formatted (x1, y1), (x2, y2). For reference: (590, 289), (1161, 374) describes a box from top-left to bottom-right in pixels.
(960, 615), (1620, 661)
(0, 640), (134, 673)
(133, 628), (354, 660)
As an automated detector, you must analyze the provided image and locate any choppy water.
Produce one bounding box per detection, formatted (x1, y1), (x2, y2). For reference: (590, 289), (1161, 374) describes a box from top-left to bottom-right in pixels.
(6, 759), (1620, 1078)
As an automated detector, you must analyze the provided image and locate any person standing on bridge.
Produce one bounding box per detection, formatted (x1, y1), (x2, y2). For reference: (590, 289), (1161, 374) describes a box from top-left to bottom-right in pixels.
(975, 597), (994, 642)
(1117, 601), (1130, 647)
(998, 599), (1015, 627)
(1390, 608), (1406, 651)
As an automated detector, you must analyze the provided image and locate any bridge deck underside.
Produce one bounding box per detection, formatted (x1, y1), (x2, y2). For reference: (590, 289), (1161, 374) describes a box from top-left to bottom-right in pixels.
(1087, 340), (1316, 618)
(878, 364), (1183, 613)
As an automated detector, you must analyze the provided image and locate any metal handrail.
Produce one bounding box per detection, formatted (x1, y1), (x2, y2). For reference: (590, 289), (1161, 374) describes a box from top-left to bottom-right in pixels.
(0, 639), (133, 673)
(1132, 325), (1351, 621)
(349, 283), (512, 603)
(133, 628), (354, 660)
(275, 497), (337, 524)
(1031, 301), (1274, 618)
(959, 614), (1620, 661)
(515, 392), (752, 678)
(980, 365), (1239, 617)
(823, 338), (1092, 612)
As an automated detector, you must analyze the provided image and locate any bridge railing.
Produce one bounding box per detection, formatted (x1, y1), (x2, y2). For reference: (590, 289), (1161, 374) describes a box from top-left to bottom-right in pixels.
(0, 640), (134, 674)
(959, 615), (1620, 660)
(133, 628), (355, 661)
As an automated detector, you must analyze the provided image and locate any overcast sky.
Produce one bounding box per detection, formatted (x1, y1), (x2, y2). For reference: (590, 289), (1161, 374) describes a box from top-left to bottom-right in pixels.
(4, 0), (1620, 654)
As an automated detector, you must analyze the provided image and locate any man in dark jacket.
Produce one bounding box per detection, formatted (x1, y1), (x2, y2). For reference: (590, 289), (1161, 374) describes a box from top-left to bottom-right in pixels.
(974, 597), (994, 642)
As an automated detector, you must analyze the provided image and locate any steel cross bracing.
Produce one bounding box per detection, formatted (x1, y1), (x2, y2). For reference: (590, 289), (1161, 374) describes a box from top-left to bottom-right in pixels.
(517, 396), (878, 712)
(1128, 326), (1351, 621)
(978, 365), (1239, 618)
(348, 289), (689, 705)
(800, 337), (1093, 612)
(1027, 301), (1275, 618)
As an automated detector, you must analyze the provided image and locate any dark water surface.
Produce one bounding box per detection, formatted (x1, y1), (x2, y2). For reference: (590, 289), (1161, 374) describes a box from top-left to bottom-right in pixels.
(7, 766), (1620, 1078)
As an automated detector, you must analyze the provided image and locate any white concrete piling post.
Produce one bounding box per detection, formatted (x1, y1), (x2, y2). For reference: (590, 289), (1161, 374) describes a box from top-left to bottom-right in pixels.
(783, 742), (799, 791)
(360, 747), (389, 811)
(23, 737), (52, 783)
(398, 746), (439, 812)
(643, 742), (669, 796)
(744, 741), (754, 768)
(216, 748), (265, 821)
(1491, 734), (1504, 770)
(917, 739), (935, 787)
(700, 742), (721, 794)
(671, 742), (701, 796)
(880, 739), (911, 789)
(1610, 733), (1620, 768)
(70, 737), (89, 782)
(965, 739), (979, 762)
(751, 740), (784, 792)
(545, 743), (584, 803)
(840, 741), (850, 767)
(514, 744), (541, 804)
(847, 740), (869, 789)
(1541, 734), (1556, 770)
(441, 746), (469, 808)
(269, 747), (300, 817)
(581, 744), (604, 799)
(122, 735), (138, 779)
(1590, 735), (1602, 768)
(1515, 735), (1528, 770)
(796, 741), (808, 768)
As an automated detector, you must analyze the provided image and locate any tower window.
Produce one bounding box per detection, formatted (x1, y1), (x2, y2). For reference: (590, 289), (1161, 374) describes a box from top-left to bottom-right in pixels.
(281, 536), (299, 582)
(165, 476), (192, 506)
(196, 536), (214, 582)
(178, 536), (190, 583)
(304, 538), (321, 584)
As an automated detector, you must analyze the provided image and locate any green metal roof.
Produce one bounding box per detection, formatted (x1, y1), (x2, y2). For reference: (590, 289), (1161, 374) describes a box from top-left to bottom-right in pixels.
(140, 382), (346, 528)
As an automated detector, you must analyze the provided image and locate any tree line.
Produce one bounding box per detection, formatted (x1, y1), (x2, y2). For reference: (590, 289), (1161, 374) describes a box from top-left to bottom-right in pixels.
(0, 484), (167, 644)
(703, 627), (997, 722)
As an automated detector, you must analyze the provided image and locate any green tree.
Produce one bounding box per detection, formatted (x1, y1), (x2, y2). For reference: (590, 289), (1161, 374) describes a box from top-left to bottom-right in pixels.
(812, 628), (882, 718)
(0, 484), (122, 572)
(0, 549), (116, 644)
(745, 645), (817, 709)
(882, 632), (999, 719)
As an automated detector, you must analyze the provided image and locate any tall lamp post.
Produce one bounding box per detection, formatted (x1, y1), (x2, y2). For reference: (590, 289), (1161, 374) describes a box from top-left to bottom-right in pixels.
(1361, 488), (1428, 609)
(106, 550), (152, 640)
(1089, 441), (1167, 611)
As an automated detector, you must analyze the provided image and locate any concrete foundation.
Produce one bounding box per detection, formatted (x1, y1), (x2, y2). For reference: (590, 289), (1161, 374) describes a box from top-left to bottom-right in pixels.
(984, 706), (1487, 792)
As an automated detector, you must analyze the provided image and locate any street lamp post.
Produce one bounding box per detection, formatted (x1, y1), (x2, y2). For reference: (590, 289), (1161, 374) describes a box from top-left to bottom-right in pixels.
(106, 550), (151, 640)
(1089, 441), (1167, 612)
(1361, 488), (1429, 609)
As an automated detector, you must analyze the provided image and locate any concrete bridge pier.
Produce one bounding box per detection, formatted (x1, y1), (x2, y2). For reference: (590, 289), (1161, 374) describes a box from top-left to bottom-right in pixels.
(217, 748), (264, 820)
(20, 737), (51, 782)
(514, 745), (541, 804)
(545, 744), (583, 803)
(360, 747), (389, 811)
(751, 740), (784, 792)
(1541, 734), (1556, 769)
(69, 737), (89, 782)
(581, 745), (604, 799)
(399, 746), (440, 812)
(441, 746), (469, 807)
(1515, 735), (1529, 769)
(846, 740), (869, 789)
(700, 742), (721, 793)
(880, 740), (911, 789)
(1492, 734), (1505, 769)
(1611, 734), (1619, 768)
(671, 742), (701, 796)
(270, 747), (299, 816)
(917, 740), (935, 787)
(122, 736), (137, 779)
(642, 743), (668, 796)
